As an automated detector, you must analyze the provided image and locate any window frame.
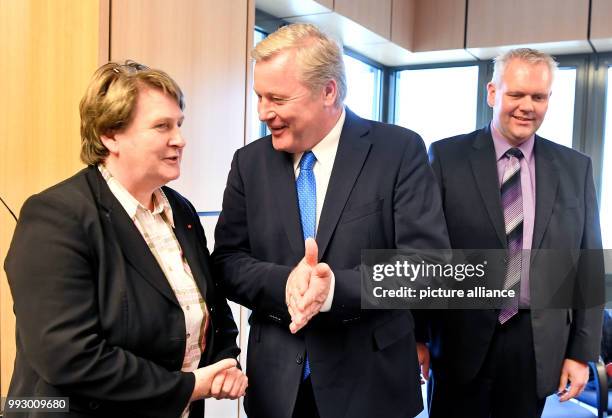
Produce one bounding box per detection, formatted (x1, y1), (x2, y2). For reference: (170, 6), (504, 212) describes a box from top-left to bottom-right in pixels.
(343, 47), (386, 122)
(583, 53), (611, 201)
(390, 60), (488, 141)
(252, 28), (269, 139)
(391, 60), (489, 127)
(554, 55), (591, 152)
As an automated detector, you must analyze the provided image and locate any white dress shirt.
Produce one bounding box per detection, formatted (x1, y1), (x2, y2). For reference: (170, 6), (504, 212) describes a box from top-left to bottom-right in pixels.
(292, 107), (346, 311)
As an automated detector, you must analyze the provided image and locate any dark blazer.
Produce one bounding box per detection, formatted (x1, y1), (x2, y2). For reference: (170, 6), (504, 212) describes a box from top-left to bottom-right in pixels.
(213, 109), (450, 418)
(4, 166), (240, 418)
(428, 126), (604, 398)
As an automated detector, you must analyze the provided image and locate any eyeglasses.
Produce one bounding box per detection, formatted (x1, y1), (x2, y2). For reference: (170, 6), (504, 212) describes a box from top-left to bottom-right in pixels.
(112, 60), (150, 74)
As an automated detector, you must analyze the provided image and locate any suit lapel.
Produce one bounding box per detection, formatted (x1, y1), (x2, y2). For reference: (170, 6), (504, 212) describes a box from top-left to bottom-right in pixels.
(268, 148), (305, 259)
(169, 196), (209, 301)
(88, 167), (179, 305)
(532, 137), (559, 250)
(469, 128), (507, 248)
(316, 109), (371, 259)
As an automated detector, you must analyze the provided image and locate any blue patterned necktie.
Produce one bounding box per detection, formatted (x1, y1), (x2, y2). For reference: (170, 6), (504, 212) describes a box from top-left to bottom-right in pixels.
(296, 151), (316, 379)
(499, 148), (524, 324)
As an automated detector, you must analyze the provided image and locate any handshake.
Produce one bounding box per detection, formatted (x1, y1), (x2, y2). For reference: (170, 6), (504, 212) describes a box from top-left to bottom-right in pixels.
(285, 238), (334, 333)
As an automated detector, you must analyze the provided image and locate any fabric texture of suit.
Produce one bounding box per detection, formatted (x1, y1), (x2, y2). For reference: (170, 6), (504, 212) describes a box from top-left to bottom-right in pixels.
(4, 166), (240, 418)
(428, 126), (604, 398)
(213, 108), (450, 418)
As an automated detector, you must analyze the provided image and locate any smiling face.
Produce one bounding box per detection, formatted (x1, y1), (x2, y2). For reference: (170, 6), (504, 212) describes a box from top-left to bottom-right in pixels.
(487, 58), (553, 145)
(101, 85), (185, 201)
(253, 49), (339, 153)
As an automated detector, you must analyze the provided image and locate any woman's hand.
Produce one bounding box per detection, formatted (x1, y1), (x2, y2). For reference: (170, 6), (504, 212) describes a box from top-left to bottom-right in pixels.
(190, 358), (248, 401)
(208, 362), (249, 400)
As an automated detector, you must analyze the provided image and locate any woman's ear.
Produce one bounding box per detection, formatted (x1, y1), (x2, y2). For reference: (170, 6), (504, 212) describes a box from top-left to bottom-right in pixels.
(100, 131), (119, 155)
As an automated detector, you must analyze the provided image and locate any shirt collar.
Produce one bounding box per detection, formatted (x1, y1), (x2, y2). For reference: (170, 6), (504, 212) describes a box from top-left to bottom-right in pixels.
(98, 165), (174, 227)
(293, 107), (346, 172)
(490, 122), (535, 164)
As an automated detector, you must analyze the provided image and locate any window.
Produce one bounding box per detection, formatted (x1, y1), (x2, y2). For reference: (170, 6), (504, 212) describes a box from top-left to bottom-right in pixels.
(600, 67), (612, 250)
(536, 67), (577, 149)
(343, 53), (383, 121)
(394, 65), (479, 149)
(250, 29), (268, 142)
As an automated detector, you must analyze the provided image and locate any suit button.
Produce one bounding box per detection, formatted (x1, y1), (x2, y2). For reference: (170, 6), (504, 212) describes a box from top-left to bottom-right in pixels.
(89, 401), (100, 410)
(296, 354), (303, 365)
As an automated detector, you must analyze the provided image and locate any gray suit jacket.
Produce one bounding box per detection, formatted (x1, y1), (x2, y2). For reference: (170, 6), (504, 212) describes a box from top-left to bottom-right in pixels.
(428, 126), (604, 397)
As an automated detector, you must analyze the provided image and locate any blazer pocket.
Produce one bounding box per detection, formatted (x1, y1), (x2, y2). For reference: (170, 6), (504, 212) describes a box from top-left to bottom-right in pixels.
(373, 313), (413, 351)
(340, 198), (384, 225)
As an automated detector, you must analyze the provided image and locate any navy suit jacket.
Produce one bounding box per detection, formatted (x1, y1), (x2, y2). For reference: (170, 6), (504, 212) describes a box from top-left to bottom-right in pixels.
(428, 126), (604, 397)
(213, 108), (450, 418)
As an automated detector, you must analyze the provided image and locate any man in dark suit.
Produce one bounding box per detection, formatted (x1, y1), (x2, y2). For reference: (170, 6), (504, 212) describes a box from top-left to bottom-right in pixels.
(213, 23), (449, 418)
(428, 48), (604, 418)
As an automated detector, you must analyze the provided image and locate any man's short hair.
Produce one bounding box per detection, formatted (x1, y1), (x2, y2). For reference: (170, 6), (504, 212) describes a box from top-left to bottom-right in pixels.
(252, 23), (347, 106)
(79, 60), (184, 166)
(491, 48), (558, 86)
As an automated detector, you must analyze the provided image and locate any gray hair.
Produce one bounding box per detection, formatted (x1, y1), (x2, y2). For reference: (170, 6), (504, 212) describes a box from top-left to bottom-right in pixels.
(252, 23), (347, 106)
